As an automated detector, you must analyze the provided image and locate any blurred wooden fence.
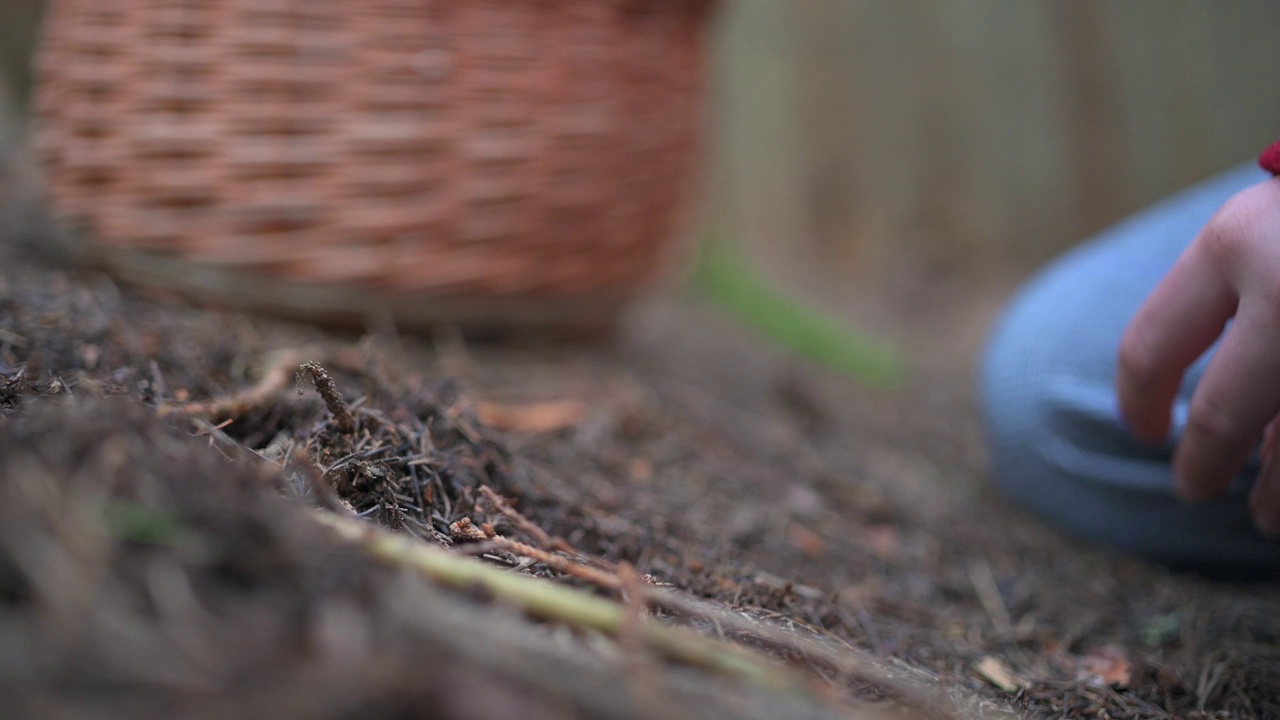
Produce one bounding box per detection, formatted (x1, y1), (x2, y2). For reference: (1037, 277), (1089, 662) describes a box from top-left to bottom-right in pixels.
(705, 0), (1280, 294)
(0, 1), (39, 156)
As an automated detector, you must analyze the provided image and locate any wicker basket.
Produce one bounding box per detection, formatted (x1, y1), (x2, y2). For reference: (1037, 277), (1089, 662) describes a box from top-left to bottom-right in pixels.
(33, 0), (715, 331)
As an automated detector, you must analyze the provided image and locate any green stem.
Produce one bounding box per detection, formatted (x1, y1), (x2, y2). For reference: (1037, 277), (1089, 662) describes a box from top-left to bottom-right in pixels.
(314, 511), (801, 692)
(695, 240), (904, 390)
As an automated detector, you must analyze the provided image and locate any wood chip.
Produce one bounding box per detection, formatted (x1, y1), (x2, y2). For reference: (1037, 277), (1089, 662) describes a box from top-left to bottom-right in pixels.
(448, 517), (489, 543)
(1076, 645), (1131, 688)
(976, 655), (1025, 692)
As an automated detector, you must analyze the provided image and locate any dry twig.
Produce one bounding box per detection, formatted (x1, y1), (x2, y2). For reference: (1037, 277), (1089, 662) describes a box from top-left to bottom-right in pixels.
(157, 349), (305, 421)
(314, 511), (961, 720)
(479, 485), (577, 554)
(296, 360), (356, 433)
(477, 535), (624, 590)
(313, 510), (792, 690)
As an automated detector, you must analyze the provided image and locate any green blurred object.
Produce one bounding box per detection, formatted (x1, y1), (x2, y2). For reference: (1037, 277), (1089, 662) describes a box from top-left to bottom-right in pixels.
(102, 501), (187, 546)
(695, 240), (904, 390)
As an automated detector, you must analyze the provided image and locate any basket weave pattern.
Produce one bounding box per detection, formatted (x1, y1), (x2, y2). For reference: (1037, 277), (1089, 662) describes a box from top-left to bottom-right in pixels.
(35, 0), (713, 311)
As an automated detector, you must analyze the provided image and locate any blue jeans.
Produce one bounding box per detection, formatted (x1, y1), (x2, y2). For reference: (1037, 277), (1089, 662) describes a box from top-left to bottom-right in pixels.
(980, 163), (1280, 579)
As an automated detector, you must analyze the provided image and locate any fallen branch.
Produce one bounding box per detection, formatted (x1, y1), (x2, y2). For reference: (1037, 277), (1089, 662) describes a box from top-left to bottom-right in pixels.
(313, 510), (961, 719)
(314, 510), (798, 691)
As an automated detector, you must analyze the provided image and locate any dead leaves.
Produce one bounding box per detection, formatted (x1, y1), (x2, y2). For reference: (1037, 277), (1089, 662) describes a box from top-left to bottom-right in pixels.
(1074, 645), (1132, 689)
(784, 522), (825, 558)
(474, 398), (585, 433)
(977, 645), (1132, 694)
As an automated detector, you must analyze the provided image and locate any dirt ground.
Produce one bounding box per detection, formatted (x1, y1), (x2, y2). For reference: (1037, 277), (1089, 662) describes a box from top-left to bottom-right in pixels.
(3, 191), (1280, 720)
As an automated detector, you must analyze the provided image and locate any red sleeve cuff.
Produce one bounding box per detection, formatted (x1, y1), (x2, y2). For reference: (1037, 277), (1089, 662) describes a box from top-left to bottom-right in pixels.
(1260, 140), (1280, 176)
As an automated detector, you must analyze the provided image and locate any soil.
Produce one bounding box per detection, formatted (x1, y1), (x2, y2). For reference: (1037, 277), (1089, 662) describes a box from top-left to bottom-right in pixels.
(2, 194), (1280, 719)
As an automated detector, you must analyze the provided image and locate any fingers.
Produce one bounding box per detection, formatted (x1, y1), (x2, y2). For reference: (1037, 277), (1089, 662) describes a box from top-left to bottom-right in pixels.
(1173, 298), (1280, 502)
(1252, 421), (1280, 535)
(1117, 179), (1280, 525)
(1116, 239), (1238, 443)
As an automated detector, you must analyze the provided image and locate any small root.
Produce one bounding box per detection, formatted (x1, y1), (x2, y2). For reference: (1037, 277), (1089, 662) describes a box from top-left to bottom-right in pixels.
(479, 485), (578, 555)
(157, 349), (305, 421)
(481, 536), (624, 591)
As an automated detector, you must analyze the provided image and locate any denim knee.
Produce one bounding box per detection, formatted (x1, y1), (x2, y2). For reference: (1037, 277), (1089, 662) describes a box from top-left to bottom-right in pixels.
(979, 164), (1280, 578)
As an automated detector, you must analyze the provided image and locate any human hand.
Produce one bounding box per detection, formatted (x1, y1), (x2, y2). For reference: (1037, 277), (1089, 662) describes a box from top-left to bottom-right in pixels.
(1117, 177), (1280, 534)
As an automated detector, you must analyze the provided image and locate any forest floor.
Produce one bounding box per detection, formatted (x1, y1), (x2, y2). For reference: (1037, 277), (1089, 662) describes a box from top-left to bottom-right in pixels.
(2, 204), (1279, 720)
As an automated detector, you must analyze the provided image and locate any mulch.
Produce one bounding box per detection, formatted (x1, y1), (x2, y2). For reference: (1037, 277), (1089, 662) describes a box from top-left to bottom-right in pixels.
(2, 208), (1280, 719)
